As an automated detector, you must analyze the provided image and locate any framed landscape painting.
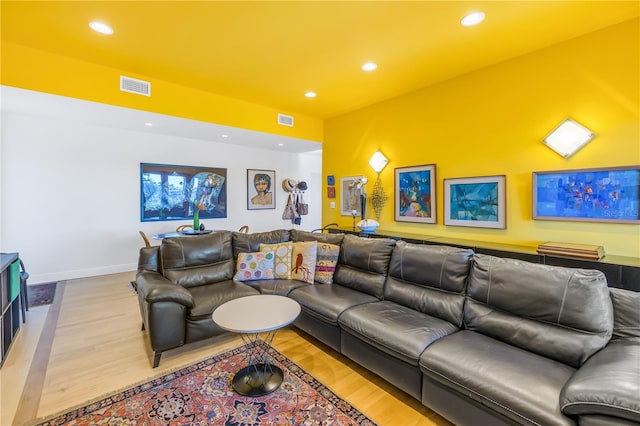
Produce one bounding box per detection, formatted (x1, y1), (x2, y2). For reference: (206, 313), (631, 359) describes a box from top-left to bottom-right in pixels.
(533, 166), (640, 223)
(247, 169), (276, 210)
(395, 164), (436, 223)
(140, 163), (227, 221)
(444, 175), (506, 229)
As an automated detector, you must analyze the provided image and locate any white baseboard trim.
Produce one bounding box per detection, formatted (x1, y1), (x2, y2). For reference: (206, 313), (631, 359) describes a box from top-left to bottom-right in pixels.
(27, 263), (137, 285)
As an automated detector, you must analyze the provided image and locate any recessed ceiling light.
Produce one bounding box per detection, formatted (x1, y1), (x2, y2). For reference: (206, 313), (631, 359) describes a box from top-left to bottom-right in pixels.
(305, 91), (317, 98)
(144, 122), (153, 127)
(361, 62), (378, 72)
(461, 11), (485, 27)
(88, 21), (114, 35)
(221, 134), (229, 138)
(278, 143), (284, 147)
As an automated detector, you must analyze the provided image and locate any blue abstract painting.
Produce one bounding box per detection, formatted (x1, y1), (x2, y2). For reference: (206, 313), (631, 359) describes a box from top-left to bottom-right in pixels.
(533, 167), (640, 223)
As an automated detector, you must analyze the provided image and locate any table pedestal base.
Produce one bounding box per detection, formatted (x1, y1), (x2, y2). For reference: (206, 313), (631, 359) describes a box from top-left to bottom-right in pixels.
(232, 363), (284, 396)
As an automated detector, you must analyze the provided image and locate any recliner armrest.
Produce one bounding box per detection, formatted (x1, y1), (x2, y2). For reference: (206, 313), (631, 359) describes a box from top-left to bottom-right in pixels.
(136, 271), (194, 308)
(560, 339), (640, 423)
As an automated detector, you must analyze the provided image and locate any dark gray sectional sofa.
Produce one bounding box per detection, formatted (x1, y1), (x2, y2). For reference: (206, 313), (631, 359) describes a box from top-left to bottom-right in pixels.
(135, 229), (640, 426)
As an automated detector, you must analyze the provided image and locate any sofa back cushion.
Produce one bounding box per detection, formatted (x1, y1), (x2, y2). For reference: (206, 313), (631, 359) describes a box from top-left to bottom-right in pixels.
(232, 229), (290, 259)
(333, 234), (396, 299)
(465, 253), (613, 367)
(160, 231), (234, 288)
(609, 287), (640, 339)
(385, 241), (473, 326)
(290, 229), (345, 246)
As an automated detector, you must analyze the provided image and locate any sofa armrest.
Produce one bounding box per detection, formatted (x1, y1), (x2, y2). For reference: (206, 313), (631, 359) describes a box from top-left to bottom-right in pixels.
(136, 271), (194, 308)
(560, 339), (640, 423)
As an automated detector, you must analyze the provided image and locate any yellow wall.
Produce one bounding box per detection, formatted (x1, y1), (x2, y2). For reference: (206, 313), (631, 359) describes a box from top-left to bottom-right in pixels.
(1, 41), (324, 143)
(324, 19), (640, 258)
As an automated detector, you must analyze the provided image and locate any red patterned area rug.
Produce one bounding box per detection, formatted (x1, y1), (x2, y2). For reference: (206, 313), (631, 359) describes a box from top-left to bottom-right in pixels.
(33, 345), (376, 425)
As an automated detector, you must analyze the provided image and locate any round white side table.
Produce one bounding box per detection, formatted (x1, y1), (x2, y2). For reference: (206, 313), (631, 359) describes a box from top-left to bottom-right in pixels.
(212, 294), (301, 396)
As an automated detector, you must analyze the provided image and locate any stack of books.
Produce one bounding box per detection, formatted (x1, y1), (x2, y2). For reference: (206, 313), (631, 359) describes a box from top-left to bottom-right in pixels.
(537, 242), (605, 260)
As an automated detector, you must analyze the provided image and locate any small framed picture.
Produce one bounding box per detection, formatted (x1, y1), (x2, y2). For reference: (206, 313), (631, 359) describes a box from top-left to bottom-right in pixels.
(247, 169), (276, 210)
(394, 164), (436, 223)
(327, 187), (336, 198)
(340, 176), (364, 215)
(444, 175), (506, 229)
(327, 175), (335, 186)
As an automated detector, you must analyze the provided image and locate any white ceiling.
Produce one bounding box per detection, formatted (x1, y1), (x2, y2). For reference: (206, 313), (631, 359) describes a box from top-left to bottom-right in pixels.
(1, 86), (323, 154)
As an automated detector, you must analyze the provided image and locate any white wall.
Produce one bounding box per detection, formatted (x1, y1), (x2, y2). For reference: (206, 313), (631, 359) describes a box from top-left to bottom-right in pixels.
(1, 99), (322, 283)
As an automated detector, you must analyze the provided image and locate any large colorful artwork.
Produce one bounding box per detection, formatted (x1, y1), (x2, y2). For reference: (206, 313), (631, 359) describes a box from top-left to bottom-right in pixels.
(533, 166), (640, 223)
(444, 175), (506, 229)
(394, 164), (436, 223)
(140, 163), (227, 221)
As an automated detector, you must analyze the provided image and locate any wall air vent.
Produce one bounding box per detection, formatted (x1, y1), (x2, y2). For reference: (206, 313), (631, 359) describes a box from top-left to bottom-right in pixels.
(120, 76), (151, 96)
(277, 113), (294, 127)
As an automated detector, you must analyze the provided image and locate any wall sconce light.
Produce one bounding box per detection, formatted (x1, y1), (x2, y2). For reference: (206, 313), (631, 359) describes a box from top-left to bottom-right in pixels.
(543, 119), (596, 158)
(369, 151), (389, 173)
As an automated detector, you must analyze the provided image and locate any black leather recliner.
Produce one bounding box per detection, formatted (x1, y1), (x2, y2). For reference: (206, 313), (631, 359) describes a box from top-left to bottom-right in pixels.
(135, 230), (259, 367)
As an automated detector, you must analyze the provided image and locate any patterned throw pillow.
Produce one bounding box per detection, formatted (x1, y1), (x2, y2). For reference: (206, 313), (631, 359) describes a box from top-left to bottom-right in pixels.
(315, 243), (340, 284)
(234, 252), (275, 281)
(259, 242), (293, 279)
(291, 241), (317, 284)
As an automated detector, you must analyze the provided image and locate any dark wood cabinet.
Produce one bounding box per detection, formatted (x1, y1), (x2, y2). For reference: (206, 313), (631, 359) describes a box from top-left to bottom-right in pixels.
(1, 252), (21, 367)
(329, 228), (640, 292)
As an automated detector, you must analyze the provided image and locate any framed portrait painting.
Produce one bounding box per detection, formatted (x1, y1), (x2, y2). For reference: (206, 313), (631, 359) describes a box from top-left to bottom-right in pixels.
(395, 164), (436, 223)
(340, 176), (364, 216)
(444, 175), (506, 229)
(247, 169), (276, 210)
(140, 163), (227, 221)
(533, 166), (640, 223)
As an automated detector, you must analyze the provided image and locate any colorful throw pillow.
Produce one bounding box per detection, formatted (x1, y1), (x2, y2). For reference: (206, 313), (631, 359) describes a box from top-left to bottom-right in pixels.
(260, 242), (293, 279)
(291, 241), (318, 284)
(315, 243), (340, 284)
(234, 252), (275, 281)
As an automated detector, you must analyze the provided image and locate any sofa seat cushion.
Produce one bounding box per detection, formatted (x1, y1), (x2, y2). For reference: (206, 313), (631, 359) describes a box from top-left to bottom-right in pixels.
(288, 284), (377, 326)
(560, 339), (640, 423)
(244, 279), (310, 296)
(339, 301), (459, 366)
(187, 280), (259, 320)
(420, 330), (576, 426)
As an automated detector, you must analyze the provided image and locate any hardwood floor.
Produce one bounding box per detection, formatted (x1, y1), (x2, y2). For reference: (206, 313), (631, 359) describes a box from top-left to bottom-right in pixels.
(1, 272), (453, 425)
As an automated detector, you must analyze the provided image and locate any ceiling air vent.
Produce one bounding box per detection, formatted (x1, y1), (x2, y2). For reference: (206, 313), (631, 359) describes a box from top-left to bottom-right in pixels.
(278, 113), (294, 127)
(120, 76), (151, 96)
